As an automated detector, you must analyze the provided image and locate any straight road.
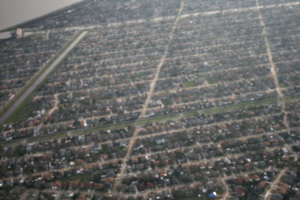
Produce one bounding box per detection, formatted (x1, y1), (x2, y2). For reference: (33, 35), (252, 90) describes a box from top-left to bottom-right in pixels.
(112, 1), (185, 192)
(0, 31), (88, 125)
(263, 167), (288, 200)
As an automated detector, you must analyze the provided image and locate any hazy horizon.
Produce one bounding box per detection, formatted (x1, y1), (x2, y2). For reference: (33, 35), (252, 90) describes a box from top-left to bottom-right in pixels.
(0, 0), (82, 31)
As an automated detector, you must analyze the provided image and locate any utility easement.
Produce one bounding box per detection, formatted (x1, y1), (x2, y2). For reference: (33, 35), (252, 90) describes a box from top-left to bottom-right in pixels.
(0, 31), (88, 125)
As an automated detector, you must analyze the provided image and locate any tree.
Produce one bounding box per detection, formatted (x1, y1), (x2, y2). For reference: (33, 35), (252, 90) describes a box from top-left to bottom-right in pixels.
(0, 144), (4, 157)
(13, 144), (25, 157)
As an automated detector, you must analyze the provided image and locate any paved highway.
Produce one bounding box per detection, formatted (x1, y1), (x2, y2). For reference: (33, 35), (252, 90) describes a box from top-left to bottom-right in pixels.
(0, 31), (88, 125)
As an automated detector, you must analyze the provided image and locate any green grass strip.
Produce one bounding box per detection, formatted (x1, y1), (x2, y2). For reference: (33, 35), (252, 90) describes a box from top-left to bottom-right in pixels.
(2, 94), (300, 146)
(0, 29), (89, 126)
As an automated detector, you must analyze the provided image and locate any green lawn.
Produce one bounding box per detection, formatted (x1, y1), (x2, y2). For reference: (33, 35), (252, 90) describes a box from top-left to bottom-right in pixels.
(196, 74), (203, 79)
(73, 92), (80, 97)
(184, 111), (198, 117)
(279, 82), (289, 88)
(183, 81), (197, 88)
(243, 74), (252, 79)
(61, 173), (92, 182)
(206, 78), (216, 84)
(242, 57), (252, 64)
(138, 71), (146, 77)
(27, 132), (67, 143)
(212, 61), (220, 66)
(99, 82), (105, 87)
(4, 99), (37, 124)
(161, 99), (172, 106)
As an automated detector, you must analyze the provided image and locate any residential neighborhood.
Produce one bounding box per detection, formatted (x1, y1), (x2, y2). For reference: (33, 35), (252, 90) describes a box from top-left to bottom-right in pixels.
(0, 0), (300, 199)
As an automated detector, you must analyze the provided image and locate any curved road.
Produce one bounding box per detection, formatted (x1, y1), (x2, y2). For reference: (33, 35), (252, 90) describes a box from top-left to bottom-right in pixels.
(0, 31), (88, 125)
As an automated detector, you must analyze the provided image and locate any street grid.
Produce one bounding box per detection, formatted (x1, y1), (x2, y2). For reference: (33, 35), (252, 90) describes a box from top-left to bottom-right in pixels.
(0, 0), (300, 199)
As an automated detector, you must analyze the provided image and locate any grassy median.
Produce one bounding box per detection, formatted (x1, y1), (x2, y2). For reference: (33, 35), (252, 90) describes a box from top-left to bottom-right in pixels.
(0, 29), (89, 126)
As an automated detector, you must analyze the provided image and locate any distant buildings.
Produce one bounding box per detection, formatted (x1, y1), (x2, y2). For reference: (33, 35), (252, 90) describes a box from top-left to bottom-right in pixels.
(11, 28), (23, 38)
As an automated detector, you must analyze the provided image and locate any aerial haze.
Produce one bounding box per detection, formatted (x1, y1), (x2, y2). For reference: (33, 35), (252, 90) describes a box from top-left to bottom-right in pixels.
(0, 0), (82, 30)
(1, 0), (300, 199)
